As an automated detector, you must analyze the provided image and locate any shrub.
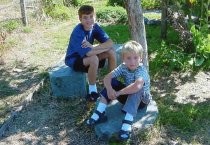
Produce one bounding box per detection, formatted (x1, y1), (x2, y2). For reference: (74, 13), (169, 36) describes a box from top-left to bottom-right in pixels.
(42, 0), (71, 20)
(63, 0), (83, 7)
(107, 0), (124, 7)
(141, 0), (161, 10)
(96, 6), (127, 24)
(46, 5), (71, 20)
(107, 0), (161, 10)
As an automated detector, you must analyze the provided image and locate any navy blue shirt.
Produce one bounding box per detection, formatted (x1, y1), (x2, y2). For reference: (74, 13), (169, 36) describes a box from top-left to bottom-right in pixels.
(65, 23), (110, 67)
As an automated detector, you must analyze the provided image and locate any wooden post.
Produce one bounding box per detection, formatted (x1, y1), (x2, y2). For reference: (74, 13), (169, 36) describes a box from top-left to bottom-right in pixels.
(20, 0), (28, 26)
(161, 0), (168, 39)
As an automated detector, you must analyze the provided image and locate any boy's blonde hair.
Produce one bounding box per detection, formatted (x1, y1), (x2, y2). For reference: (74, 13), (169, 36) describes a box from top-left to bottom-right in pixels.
(78, 5), (94, 18)
(121, 40), (143, 59)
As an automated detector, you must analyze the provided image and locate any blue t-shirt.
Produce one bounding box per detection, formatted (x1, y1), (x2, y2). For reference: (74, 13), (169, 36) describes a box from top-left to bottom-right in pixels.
(65, 23), (110, 67)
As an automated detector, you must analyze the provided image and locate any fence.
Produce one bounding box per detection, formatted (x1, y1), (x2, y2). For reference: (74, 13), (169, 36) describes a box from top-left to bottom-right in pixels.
(0, 0), (42, 25)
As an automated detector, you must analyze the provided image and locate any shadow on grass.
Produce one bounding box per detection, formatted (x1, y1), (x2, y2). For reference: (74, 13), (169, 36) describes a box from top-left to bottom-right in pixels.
(0, 78), (107, 144)
(0, 75), (209, 145)
(0, 62), (44, 98)
(152, 95), (210, 144)
(0, 60), (48, 125)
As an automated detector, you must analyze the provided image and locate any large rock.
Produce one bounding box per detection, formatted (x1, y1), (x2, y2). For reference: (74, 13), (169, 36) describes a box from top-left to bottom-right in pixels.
(94, 100), (158, 140)
(49, 44), (123, 98)
(49, 62), (87, 98)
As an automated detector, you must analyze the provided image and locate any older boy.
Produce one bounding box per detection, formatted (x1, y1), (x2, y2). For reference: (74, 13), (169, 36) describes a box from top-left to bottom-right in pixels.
(65, 5), (116, 101)
(86, 40), (151, 141)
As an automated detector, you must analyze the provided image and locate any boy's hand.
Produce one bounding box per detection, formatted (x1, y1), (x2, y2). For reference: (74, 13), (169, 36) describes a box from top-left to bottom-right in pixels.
(115, 91), (121, 97)
(107, 88), (117, 100)
(81, 39), (93, 49)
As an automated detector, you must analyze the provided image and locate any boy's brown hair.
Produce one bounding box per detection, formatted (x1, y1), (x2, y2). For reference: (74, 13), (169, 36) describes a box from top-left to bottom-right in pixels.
(78, 5), (94, 18)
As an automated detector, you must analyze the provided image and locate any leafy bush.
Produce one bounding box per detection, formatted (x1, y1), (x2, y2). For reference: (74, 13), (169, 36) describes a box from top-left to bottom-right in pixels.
(107, 0), (161, 10)
(42, 0), (71, 20)
(150, 41), (191, 74)
(46, 5), (71, 20)
(141, 0), (161, 10)
(107, 0), (124, 7)
(96, 6), (127, 24)
(189, 25), (210, 69)
(63, 0), (83, 7)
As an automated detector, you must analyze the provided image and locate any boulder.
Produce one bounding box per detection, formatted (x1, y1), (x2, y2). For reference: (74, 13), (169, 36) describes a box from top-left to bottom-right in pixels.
(94, 100), (158, 140)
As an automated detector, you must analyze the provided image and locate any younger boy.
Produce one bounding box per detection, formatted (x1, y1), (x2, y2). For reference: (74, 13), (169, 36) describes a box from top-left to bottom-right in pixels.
(86, 40), (151, 141)
(65, 5), (116, 101)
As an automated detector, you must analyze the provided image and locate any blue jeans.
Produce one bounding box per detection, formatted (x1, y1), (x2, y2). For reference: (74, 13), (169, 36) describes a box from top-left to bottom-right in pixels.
(100, 78), (149, 116)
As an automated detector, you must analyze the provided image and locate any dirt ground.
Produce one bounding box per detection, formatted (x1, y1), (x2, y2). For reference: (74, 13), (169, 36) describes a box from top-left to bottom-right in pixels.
(1, 2), (210, 145)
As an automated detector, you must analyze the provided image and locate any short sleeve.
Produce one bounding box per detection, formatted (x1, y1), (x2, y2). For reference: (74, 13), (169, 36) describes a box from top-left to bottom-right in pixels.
(111, 64), (124, 78)
(93, 23), (110, 43)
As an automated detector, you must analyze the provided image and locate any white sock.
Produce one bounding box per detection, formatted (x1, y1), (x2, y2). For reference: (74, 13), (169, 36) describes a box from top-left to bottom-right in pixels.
(91, 102), (107, 120)
(121, 113), (133, 131)
(89, 84), (97, 94)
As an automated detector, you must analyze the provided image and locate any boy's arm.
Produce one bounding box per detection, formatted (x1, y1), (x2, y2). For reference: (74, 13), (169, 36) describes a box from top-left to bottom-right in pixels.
(116, 78), (144, 97)
(92, 39), (113, 50)
(103, 72), (117, 100)
(85, 39), (113, 56)
(86, 47), (110, 56)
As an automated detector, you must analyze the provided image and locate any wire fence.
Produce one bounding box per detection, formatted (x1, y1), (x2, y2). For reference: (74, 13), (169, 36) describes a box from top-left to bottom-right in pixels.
(0, 0), (42, 24)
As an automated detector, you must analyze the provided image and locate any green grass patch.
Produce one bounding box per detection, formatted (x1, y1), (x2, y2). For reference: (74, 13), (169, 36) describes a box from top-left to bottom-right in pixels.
(156, 95), (210, 132)
(102, 24), (130, 44)
(22, 26), (32, 33)
(45, 24), (70, 51)
(143, 12), (161, 20)
(0, 20), (20, 32)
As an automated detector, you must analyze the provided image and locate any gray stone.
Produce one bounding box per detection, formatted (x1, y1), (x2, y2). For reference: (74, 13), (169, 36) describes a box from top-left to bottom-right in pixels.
(48, 44), (124, 98)
(94, 100), (158, 140)
(49, 62), (87, 98)
(113, 44), (123, 66)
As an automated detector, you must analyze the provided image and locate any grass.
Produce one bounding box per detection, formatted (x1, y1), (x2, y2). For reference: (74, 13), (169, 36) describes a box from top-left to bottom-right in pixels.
(102, 24), (130, 43)
(143, 12), (161, 20)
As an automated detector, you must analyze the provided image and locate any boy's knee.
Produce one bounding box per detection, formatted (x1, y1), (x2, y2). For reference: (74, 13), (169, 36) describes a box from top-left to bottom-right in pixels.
(89, 55), (99, 66)
(107, 49), (115, 56)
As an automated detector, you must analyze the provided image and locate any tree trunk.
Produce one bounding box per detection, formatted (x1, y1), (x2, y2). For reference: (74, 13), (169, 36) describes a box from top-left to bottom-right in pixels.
(161, 0), (168, 39)
(124, 0), (149, 70)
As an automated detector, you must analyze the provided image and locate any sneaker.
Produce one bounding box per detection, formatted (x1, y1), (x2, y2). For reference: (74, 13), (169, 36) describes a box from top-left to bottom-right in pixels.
(86, 92), (99, 102)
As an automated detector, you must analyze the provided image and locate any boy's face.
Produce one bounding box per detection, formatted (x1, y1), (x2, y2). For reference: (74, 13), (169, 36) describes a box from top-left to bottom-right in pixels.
(79, 12), (95, 31)
(123, 52), (141, 71)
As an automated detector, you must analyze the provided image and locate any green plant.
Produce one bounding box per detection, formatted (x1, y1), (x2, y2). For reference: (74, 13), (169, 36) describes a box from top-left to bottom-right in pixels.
(107, 0), (161, 10)
(96, 6), (127, 24)
(141, 0), (161, 10)
(107, 0), (124, 7)
(63, 0), (84, 6)
(47, 5), (71, 20)
(189, 24), (210, 69)
(42, 0), (71, 20)
(22, 26), (32, 33)
(1, 20), (20, 32)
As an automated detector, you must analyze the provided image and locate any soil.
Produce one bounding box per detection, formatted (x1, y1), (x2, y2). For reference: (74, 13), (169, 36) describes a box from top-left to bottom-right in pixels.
(0, 2), (210, 145)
